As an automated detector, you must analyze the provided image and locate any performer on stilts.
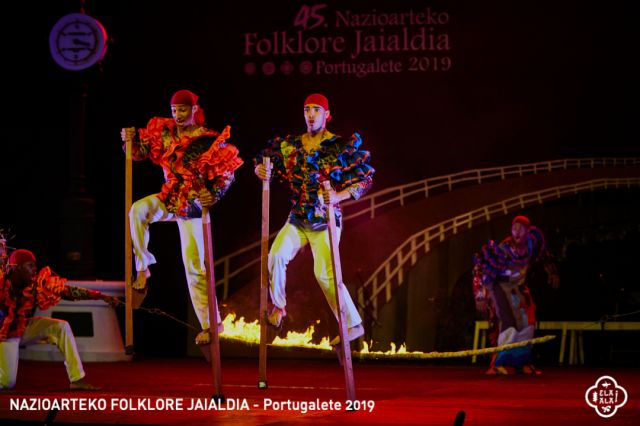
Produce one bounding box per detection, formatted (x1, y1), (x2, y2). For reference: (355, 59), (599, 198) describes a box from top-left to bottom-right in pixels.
(473, 215), (560, 375)
(254, 93), (374, 346)
(120, 89), (243, 346)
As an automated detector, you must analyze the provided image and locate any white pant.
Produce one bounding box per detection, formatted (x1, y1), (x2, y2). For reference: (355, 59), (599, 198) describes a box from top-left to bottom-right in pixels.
(268, 222), (362, 328)
(0, 317), (84, 389)
(129, 194), (220, 330)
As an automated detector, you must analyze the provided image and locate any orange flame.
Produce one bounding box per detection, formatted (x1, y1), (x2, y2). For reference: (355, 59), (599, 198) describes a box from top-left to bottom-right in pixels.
(360, 341), (409, 355)
(220, 313), (332, 350)
(219, 313), (418, 355)
(219, 313), (554, 360)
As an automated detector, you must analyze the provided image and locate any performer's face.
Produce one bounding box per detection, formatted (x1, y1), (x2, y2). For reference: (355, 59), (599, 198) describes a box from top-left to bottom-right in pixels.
(13, 261), (37, 286)
(511, 222), (529, 246)
(171, 104), (194, 127)
(304, 104), (330, 133)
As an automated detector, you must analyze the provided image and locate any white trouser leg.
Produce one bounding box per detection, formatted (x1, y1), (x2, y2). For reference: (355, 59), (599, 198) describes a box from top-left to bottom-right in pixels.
(177, 216), (220, 330)
(129, 194), (175, 272)
(20, 317), (85, 383)
(268, 223), (307, 309)
(308, 227), (362, 328)
(0, 338), (20, 389)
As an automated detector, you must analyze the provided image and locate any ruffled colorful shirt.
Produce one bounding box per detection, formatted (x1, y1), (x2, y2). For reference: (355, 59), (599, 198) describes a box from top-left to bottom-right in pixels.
(132, 117), (244, 218)
(0, 267), (105, 341)
(255, 133), (374, 230)
(473, 227), (553, 288)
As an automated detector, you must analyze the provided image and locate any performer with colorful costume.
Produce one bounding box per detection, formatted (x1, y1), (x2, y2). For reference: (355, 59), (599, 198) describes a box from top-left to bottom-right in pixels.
(120, 89), (243, 345)
(254, 93), (374, 344)
(1, 249), (117, 389)
(473, 215), (559, 374)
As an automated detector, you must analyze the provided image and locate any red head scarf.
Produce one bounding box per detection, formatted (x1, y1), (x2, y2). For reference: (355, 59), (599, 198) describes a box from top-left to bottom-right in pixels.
(170, 90), (199, 106)
(512, 215), (531, 228)
(304, 93), (329, 111)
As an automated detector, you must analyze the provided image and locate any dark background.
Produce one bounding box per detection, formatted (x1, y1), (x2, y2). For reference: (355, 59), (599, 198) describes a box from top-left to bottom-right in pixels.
(2, 0), (637, 356)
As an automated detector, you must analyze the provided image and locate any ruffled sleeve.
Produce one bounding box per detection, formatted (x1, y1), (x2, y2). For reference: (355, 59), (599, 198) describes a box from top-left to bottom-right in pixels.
(0, 275), (36, 340)
(326, 133), (375, 195)
(254, 136), (288, 182)
(192, 126), (244, 182)
(35, 267), (66, 311)
(136, 117), (174, 164)
(473, 239), (509, 285)
(528, 227), (560, 285)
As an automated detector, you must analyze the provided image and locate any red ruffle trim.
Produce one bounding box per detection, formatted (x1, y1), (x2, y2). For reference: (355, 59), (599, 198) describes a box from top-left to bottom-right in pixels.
(36, 267), (66, 311)
(194, 126), (244, 180)
(0, 277), (34, 340)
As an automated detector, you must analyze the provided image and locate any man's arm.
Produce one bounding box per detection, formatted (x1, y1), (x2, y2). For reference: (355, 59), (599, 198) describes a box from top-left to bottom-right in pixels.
(36, 267), (119, 310)
(346, 177), (373, 200)
(61, 286), (120, 306)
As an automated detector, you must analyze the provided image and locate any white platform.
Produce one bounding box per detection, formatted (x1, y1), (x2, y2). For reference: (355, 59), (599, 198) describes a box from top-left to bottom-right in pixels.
(19, 280), (131, 362)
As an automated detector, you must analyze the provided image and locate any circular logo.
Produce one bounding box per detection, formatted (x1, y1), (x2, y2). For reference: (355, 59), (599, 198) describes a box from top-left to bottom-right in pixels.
(299, 61), (313, 75)
(585, 375), (628, 418)
(262, 62), (276, 76)
(280, 61), (294, 76)
(243, 62), (256, 76)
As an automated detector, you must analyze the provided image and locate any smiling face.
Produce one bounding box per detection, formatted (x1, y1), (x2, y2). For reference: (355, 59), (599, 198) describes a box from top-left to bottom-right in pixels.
(171, 104), (194, 127)
(304, 103), (330, 133)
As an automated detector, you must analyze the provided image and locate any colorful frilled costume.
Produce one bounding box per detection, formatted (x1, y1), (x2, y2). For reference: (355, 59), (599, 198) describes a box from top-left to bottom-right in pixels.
(472, 219), (558, 373)
(255, 129), (374, 331)
(127, 90), (243, 334)
(1, 250), (111, 389)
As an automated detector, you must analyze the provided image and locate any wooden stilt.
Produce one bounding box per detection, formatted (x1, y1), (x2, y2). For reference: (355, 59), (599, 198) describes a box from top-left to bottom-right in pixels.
(321, 180), (357, 401)
(202, 207), (224, 400)
(258, 158), (271, 389)
(124, 134), (134, 355)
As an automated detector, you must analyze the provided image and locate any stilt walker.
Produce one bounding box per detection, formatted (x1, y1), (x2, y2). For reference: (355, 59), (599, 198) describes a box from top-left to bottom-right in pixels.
(120, 89), (243, 369)
(258, 158), (271, 389)
(202, 207), (224, 400)
(322, 180), (357, 401)
(253, 93), (373, 400)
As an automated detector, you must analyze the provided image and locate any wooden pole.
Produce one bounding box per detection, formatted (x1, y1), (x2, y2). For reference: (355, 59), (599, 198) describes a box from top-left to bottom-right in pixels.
(202, 207), (224, 400)
(258, 157), (271, 389)
(124, 133), (134, 354)
(321, 180), (357, 401)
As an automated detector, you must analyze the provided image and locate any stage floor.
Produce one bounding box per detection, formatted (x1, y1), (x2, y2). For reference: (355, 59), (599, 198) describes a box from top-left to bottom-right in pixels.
(1, 357), (638, 425)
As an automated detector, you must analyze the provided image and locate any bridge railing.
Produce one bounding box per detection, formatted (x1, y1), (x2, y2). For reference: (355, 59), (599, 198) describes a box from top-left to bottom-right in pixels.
(213, 157), (639, 298)
(357, 177), (640, 319)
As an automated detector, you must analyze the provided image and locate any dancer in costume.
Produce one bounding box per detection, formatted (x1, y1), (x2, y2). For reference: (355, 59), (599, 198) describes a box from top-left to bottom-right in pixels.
(473, 215), (559, 374)
(254, 93), (374, 344)
(1, 249), (118, 389)
(121, 89), (243, 345)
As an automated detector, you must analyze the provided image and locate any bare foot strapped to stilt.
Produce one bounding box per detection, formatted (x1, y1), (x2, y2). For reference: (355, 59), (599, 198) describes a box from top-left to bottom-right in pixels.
(267, 306), (286, 328)
(132, 269), (151, 290)
(195, 323), (225, 345)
